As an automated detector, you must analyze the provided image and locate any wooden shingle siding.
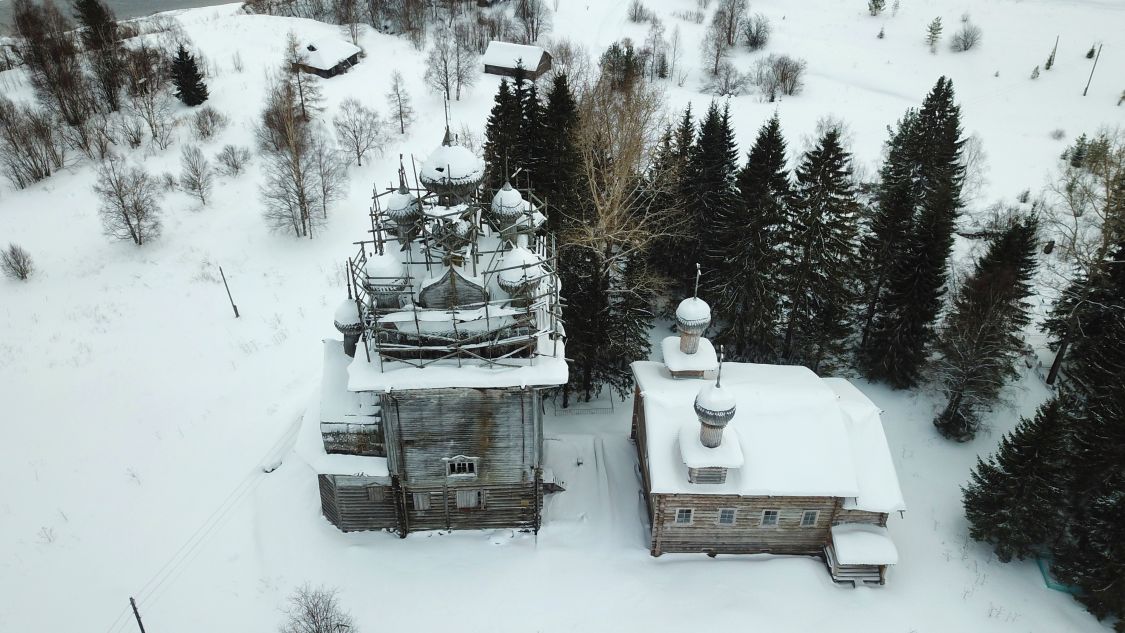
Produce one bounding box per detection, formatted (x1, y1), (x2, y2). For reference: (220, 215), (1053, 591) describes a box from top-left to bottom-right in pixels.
(320, 475), (399, 532)
(650, 493), (837, 556)
(833, 509), (889, 526)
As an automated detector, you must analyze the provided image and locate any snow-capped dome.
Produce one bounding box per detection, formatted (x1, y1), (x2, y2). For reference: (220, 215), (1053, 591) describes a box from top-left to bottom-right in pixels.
(676, 297), (711, 324)
(695, 382), (736, 414)
(491, 182), (526, 226)
(383, 187), (419, 223)
(498, 246), (543, 285)
(419, 142), (485, 194)
(333, 298), (363, 331)
(364, 250), (404, 281)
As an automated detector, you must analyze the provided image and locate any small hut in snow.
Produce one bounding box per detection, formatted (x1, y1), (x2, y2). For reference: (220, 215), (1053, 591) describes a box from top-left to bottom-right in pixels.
(482, 41), (552, 80)
(298, 38), (361, 78)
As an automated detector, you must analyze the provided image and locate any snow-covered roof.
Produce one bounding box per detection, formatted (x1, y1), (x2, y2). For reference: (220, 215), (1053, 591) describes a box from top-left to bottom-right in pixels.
(695, 381), (736, 413)
(334, 298), (362, 327)
(661, 336), (719, 373)
(633, 361), (905, 512)
(482, 41), (548, 69)
(363, 249), (404, 280)
(497, 245), (543, 284)
(348, 334), (567, 391)
(831, 524), (899, 565)
(679, 425), (744, 469)
(302, 38), (361, 71)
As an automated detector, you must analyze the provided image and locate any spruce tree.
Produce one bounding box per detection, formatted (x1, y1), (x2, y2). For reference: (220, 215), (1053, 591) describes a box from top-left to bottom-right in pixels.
(714, 114), (790, 363)
(689, 101), (739, 293)
(171, 44), (209, 107)
(778, 128), (861, 371)
(539, 74), (581, 235)
(859, 77), (964, 388)
(520, 78), (546, 189)
(651, 106), (697, 286)
(962, 394), (1076, 562)
(604, 256), (654, 398)
(932, 215), (1038, 441)
(559, 245), (610, 405)
(482, 79), (521, 189)
(1052, 470), (1125, 628)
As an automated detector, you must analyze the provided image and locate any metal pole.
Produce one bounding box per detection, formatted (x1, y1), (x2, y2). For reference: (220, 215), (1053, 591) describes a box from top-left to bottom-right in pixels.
(1083, 44), (1102, 96)
(129, 597), (147, 633)
(219, 266), (239, 318)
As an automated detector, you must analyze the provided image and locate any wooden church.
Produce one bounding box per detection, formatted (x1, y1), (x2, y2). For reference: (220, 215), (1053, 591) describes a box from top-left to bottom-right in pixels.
(298, 127), (566, 536)
(631, 291), (906, 585)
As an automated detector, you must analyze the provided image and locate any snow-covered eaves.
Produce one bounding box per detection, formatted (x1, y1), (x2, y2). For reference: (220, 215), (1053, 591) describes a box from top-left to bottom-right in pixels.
(302, 38), (361, 71)
(823, 377), (907, 514)
(320, 339), (379, 424)
(296, 392), (389, 478)
(482, 41), (547, 70)
(347, 335), (567, 391)
(831, 524), (899, 565)
(662, 336), (719, 373)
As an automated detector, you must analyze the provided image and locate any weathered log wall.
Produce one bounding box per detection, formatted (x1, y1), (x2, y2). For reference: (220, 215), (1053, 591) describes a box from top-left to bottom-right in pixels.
(650, 494), (837, 556)
(319, 475), (399, 533)
(832, 509), (888, 526)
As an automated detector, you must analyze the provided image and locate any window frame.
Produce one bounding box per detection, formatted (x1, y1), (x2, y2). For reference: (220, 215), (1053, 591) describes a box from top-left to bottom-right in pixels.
(366, 485), (385, 502)
(800, 510), (819, 528)
(443, 455), (480, 479)
(412, 492), (432, 511)
(717, 508), (737, 526)
(455, 488), (484, 510)
(759, 509), (780, 527)
(673, 508), (694, 525)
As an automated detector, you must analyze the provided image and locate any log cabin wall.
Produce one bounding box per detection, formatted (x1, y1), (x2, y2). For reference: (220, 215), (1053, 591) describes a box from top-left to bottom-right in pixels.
(649, 493), (838, 556)
(379, 387), (543, 532)
(630, 386), (655, 520)
(832, 509), (889, 526)
(320, 475), (400, 532)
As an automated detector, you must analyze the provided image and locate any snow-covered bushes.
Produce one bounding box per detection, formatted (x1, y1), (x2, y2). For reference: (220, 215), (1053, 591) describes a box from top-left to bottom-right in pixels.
(742, 13), (770, 51)
(628, 0), (652, 23)
(279, 585), (354, 633)
(950, 22), (983, 52)
(703, 62), (750, 96)
(216, 144), (251, 176)
(1, 243), (34, 281)
(753, 54), (807, 100)
(0, 97), (66, 190)
(191, 106), (229, 140)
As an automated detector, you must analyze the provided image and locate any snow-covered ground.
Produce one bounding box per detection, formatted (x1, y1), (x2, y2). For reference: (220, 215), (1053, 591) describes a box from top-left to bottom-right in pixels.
(1, 1), (1122, 631)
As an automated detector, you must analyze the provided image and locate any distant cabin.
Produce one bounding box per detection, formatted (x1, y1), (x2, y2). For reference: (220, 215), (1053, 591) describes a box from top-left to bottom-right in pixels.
(482, 41), (552, 80)
(298, 38), (362, 78)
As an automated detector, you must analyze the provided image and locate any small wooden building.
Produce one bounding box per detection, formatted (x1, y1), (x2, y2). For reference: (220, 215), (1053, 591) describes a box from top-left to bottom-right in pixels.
(482, 41), (552, 80)
(302, 130), (566, 537)
(631, 305), (906, 585)
(298, 38), (361, 78)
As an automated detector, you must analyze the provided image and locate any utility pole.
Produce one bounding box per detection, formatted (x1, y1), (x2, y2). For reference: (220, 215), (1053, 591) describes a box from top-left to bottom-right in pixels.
(1083, 43), (1102, 97)
(129, 597), (147, 633)
(219, 266), (240, 318)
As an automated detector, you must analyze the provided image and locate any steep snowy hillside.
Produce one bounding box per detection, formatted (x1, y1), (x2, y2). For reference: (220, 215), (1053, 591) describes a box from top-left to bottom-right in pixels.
(0, 1), (1121, 632)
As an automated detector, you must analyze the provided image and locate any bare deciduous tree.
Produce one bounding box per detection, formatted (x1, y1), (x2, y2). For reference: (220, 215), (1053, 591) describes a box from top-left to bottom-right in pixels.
(1, 243), (34, 280)
(124, 43), (176, 150)
(385, 70), (415, 134)
(516, 0), (551, 43)
(700, 20), (729, 76)
(180, 145), (214, 205)
(752, 54), (807, 100)
(703, 61), (749, 96)
(94, 155), (163, 245)
(283, 31), (325, 121)
(423, 31), (475, 100)
(714, 0), (747, 47)
(742, 12), (770, 50)
(12, 0), (95, 126)
(0, 97), (67, 188)
(310, 132), (349, 219)
(333, 97), (385, 166)
(191, 105), (230, 140)
(216, 144), (251, 176)
(279, 585), (355, 633)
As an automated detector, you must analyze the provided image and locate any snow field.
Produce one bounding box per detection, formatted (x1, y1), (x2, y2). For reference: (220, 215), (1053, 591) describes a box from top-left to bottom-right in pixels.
(1, 0), (1123, 631)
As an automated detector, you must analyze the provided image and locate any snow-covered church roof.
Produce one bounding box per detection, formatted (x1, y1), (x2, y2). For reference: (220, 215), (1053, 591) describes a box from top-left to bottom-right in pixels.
(482, 41), (549, 69)
(632, 361), (905, 513)
(302, 38), (361, 71)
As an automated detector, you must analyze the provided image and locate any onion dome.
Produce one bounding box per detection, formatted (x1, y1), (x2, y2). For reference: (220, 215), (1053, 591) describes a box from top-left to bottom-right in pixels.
(491, 182), (526, 228)
(360, 250), (407, 310)
(694, 380), (737, 448)
(496, 245), (544, 296)
(419, 130), (485, 197)
(333, 298), (364, 334)
(676, 297), (712, 333)
(383, 185), (420, 226)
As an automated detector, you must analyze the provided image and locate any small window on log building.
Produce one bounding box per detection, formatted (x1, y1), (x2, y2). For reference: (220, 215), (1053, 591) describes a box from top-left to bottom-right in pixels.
(800, 510), (819, 527)
(366, 486), (385, 502)
(760, 509), (780, 527)
(413, 493), (432, 511)
(445, 456), (480, 478)
(674, 508), (693, 525)
(456, 489), (483, 509)
(717, 508), (737, 525)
